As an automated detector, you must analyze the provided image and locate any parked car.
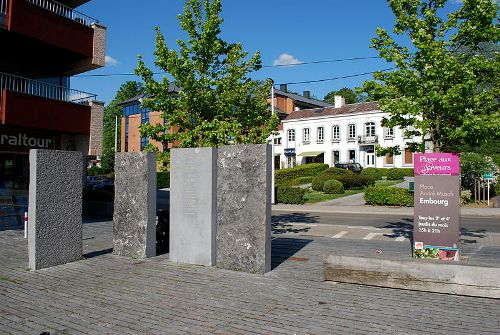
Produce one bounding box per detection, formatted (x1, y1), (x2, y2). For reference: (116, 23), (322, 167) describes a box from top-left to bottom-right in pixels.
(334, 162), (363, 173)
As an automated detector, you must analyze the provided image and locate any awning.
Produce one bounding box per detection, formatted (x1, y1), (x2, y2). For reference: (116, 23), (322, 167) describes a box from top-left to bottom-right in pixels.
(297, 151), (324, 157)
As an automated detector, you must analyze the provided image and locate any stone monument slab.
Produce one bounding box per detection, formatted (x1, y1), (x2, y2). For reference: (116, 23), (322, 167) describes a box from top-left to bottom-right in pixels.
(28, 149), (83, 270)
(216, 144), (271, 274)
(169, 148), (217, 266)
(113, 152), (156, 258)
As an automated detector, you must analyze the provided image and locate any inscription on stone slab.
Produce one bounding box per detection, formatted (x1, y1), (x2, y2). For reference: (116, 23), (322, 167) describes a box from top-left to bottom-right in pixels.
(170, 148), (217, 266)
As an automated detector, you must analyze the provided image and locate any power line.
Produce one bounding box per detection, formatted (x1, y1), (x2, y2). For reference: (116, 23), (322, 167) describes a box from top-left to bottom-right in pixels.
(262, 56), (380, 68)
(281, 68), (396, 85)
(74, 55), (382, 77)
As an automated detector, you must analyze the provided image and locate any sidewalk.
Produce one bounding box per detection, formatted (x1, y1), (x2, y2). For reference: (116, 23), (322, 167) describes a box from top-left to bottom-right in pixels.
(1, 222), (500, 334)
(273, 204), (500, 217)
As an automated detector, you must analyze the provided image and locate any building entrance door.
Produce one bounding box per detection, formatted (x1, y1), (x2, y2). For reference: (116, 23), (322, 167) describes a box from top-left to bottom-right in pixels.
(366, 152), (376, 167)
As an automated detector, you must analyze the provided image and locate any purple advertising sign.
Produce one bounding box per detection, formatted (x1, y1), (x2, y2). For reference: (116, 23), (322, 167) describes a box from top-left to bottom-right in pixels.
(414, 153), (460, 176)
(413, 153), (460, 261)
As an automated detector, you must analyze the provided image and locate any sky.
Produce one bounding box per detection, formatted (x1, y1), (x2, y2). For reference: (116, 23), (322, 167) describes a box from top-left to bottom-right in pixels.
(71, 0), (466, 105)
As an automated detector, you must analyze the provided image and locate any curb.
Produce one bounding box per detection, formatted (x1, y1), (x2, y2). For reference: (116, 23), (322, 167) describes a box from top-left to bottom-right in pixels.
(272, 205), (500, 218)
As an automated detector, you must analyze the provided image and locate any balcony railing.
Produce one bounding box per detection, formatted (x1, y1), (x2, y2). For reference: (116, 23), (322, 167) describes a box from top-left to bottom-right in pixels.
(1, 0), (7, 15)
(0, 72), (96, 105)
(358, 135), (378, 144)
(26, 0), (98, 27)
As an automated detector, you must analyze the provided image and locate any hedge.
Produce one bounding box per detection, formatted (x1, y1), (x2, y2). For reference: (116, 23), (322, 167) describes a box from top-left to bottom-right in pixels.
(276, 186), (306, 204)
(312, 175), (333, 191)
(323, 179), (344, 194)
(285, 176), (315, 187)
(364, 186), (414, 207)
(361, 168), (384, 180)
(386, 168), (406, 180)
(275, 163), (328, 185)
(334, 173), (375, 190)
(157, 171), (170, 189)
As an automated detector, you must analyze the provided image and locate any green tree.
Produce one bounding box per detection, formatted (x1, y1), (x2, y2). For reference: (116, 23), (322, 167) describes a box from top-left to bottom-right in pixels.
(135, 0), (279, 149)
(101, 81), (144, 171)
(324, 87), (364, 105)
(361, 0), (500, 153)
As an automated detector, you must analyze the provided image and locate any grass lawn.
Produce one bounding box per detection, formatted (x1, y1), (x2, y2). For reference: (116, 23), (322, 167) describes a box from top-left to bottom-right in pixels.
(303, 179), (404, 204)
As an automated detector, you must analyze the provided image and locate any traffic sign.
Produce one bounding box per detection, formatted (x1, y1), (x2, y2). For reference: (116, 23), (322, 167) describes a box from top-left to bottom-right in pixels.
(483, 172), (494, 180)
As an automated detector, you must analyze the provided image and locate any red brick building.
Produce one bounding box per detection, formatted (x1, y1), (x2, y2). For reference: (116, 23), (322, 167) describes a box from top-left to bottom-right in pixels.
(0, 0), (106, 228)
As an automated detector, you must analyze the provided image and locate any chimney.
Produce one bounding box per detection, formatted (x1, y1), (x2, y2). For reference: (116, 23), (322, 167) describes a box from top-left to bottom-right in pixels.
(334, 95), (345, 108)
(279, 84), (288, 92)
(303, 91), (310, 99)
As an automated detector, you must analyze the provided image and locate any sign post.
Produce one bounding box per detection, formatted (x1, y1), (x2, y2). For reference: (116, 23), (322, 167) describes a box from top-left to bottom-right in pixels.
(413, 153), (461, 261)
(483, 172), (494, 206)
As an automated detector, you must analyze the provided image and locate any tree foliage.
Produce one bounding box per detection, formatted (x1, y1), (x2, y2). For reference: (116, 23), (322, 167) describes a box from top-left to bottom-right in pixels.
(101, 81), (144, 171)
(324, 87), (364, 105)
(135, 0), (279, 148)
(361, 0), (500, 153)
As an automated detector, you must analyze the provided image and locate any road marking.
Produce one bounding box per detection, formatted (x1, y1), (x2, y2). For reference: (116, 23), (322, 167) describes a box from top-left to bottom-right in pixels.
(468, 245), (484, 256)
(347, 226), (382, 231)
(363, 232), (382, 240)
(332, 231), (348, 239)
(395, 236), (406, 242)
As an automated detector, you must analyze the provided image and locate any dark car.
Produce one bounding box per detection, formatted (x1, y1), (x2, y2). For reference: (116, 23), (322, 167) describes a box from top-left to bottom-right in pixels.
(334, 162), (363, 173)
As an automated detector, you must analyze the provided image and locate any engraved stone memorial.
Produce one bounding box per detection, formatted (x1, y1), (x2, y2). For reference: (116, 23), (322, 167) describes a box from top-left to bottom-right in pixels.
(216, 144), (272, 274)
(28, 149), (83, 270)
(169, 148), (217, 266)
(113, 152), (156, 258)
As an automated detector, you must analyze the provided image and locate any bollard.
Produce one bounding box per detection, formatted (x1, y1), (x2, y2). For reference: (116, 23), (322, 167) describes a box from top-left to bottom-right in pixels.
(24, 212), (28, 239)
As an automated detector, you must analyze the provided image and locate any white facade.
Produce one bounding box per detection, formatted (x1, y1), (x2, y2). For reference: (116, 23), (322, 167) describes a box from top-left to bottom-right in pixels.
(273, 104), (420, 169)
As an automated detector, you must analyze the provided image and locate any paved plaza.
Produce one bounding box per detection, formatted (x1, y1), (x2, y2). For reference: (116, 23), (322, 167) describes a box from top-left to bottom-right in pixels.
(1, 220), (500, 335)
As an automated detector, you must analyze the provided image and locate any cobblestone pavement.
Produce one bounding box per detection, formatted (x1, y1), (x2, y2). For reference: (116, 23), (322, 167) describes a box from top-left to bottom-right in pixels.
(1, 221), (500, 335)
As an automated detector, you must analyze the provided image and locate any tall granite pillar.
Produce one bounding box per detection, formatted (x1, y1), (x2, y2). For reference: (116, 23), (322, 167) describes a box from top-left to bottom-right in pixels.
(113, 152), (156, 258)
(28, 150), (83, 270)
(216, 144), (272, 274)
(170, 148), (217, 266)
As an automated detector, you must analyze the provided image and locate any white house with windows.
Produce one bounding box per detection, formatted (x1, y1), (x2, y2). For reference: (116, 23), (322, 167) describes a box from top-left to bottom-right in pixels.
(273, 97), (420, 169)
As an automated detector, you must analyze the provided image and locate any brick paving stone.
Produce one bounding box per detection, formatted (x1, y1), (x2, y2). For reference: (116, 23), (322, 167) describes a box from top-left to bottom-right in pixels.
(0, 222), (500, 334)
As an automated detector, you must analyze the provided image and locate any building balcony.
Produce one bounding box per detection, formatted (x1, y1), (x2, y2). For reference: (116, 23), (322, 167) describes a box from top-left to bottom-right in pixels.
(0, 72), (96, 134)
(0, 0), (106, 76)
(358, 135), (378, 145)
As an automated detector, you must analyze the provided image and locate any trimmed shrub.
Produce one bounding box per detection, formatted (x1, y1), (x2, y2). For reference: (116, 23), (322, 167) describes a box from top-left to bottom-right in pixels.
(364, 187), (413, 207)
(286, 176), (315, 187)
(311, 175), (330, 191)
(361, 167), (384, 180)
(386, 168), (406, 180)
(277, 186), (306, 204)
(275, 163), (328, 185)
(401, 168), (414, 177)
(157, 171), (170, 189)
(323, 179), (344, 194)
(320, 167), (351, 176)
(334, 173), (375, 190)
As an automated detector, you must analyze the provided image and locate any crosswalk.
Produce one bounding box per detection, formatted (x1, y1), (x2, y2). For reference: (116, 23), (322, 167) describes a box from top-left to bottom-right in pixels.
(272, 222), (500, 245)
(273, 222), (410, 242)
